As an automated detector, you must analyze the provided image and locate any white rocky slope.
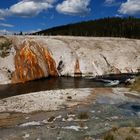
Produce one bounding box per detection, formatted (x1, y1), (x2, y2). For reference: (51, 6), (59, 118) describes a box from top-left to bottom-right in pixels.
(0, 36), (140, 84)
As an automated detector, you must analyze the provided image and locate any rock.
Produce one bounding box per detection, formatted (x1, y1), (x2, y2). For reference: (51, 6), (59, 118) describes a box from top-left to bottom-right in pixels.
(23, 133), (30, 139)
(104, 80), (120, 87)
(12, 40), (58, 83)
(125, 78), (136, 85)
(74, 59), (82, 77)
(67, 96), (72, 101)
(0, 36), (140, 84)
(0, 88), (91, 113)
(48, 116), (56, 122)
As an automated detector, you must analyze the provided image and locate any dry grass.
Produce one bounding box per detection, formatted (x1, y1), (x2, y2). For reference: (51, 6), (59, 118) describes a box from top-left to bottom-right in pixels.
(103, 127), (140, 140)
(130, 77), (140, 92)
(77, 112), (89, 120)
(125, 136), (134, 140)
(47, 116), (55, 122)
(129, 127), (139, 134)
(79, 122), (85, 128)
(104, 133), (115, 140)
(0, 37), (12, 58)
(111, 127), (119, 132)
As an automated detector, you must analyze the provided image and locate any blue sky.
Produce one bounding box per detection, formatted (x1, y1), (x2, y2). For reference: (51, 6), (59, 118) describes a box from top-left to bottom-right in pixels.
(0, 0), (140, 34)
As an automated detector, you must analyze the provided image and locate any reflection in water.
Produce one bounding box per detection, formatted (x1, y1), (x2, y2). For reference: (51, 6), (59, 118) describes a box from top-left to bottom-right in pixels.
(0, 73), (138, 99)
(0, 77), (105, 99)
(119, 103), (140, 115)
(131, 105), (140, 112)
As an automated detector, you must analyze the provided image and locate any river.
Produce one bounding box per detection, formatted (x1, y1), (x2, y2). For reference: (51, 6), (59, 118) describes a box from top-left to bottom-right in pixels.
(0, 73), (138, 99)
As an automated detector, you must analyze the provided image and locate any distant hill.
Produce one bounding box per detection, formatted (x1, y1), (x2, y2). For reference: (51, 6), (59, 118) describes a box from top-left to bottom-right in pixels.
(34, 17), (140, 39)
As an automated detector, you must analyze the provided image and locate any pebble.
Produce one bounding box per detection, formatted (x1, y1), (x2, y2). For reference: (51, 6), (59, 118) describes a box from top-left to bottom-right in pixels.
(23, 133), (30, 139)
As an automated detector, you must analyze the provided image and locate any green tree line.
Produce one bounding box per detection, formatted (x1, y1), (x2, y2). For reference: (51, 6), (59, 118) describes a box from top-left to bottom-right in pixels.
(34, 17), (140, 39)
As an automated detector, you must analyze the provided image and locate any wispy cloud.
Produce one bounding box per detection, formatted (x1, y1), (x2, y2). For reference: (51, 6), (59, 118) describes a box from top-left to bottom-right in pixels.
(115, 14), (122, 17)
(25, 28), (41, 34)
(0, 17), (5, 20)
(104, 0), (120, 6)
(105, 0), (115, 4)
(0, 23), (14, 27)
(0, 28), (41, 35)
(0, 29), (14, 35)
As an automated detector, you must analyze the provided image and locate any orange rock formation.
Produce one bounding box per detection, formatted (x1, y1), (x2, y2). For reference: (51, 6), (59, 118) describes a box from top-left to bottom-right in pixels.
(12, 40), (58, 83)
(74, 59), (82, 76)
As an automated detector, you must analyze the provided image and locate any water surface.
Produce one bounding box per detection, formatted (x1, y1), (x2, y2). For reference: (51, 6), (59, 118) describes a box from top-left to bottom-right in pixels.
(0, 73), (138, 99)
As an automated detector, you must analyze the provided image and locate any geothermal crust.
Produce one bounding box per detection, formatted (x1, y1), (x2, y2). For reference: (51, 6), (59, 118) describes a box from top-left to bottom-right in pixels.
(0, 36), (140, 84)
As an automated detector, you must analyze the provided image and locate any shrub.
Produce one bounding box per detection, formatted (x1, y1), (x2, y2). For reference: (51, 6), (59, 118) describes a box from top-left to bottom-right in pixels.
(125, 136), (134, 140)
(111, 127), (118, 132)
(104, 133), (115, 140)
(0, 38), (12, 58)
(130, 77), (140, 92)
(78, 112), (89, 120)
(47, 116), (55, 122)
(129, 128), (139, 134)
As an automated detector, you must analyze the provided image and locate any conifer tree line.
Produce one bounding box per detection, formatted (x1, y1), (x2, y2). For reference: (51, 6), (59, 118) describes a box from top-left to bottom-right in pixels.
(34, 17), (140, 39)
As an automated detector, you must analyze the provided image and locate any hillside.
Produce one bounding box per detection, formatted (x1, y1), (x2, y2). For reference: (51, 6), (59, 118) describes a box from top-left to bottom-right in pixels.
(0, 36), (140, 85)
(34, 17), (140, 39)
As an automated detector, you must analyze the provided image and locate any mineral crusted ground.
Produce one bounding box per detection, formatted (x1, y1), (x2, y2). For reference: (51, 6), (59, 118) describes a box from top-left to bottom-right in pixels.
(0, 36), (140, 84)
(0, 88), (140, 140)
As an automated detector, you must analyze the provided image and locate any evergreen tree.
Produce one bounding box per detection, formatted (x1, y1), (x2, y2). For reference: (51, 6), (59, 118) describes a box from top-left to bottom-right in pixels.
(33, 17), (140, 39)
